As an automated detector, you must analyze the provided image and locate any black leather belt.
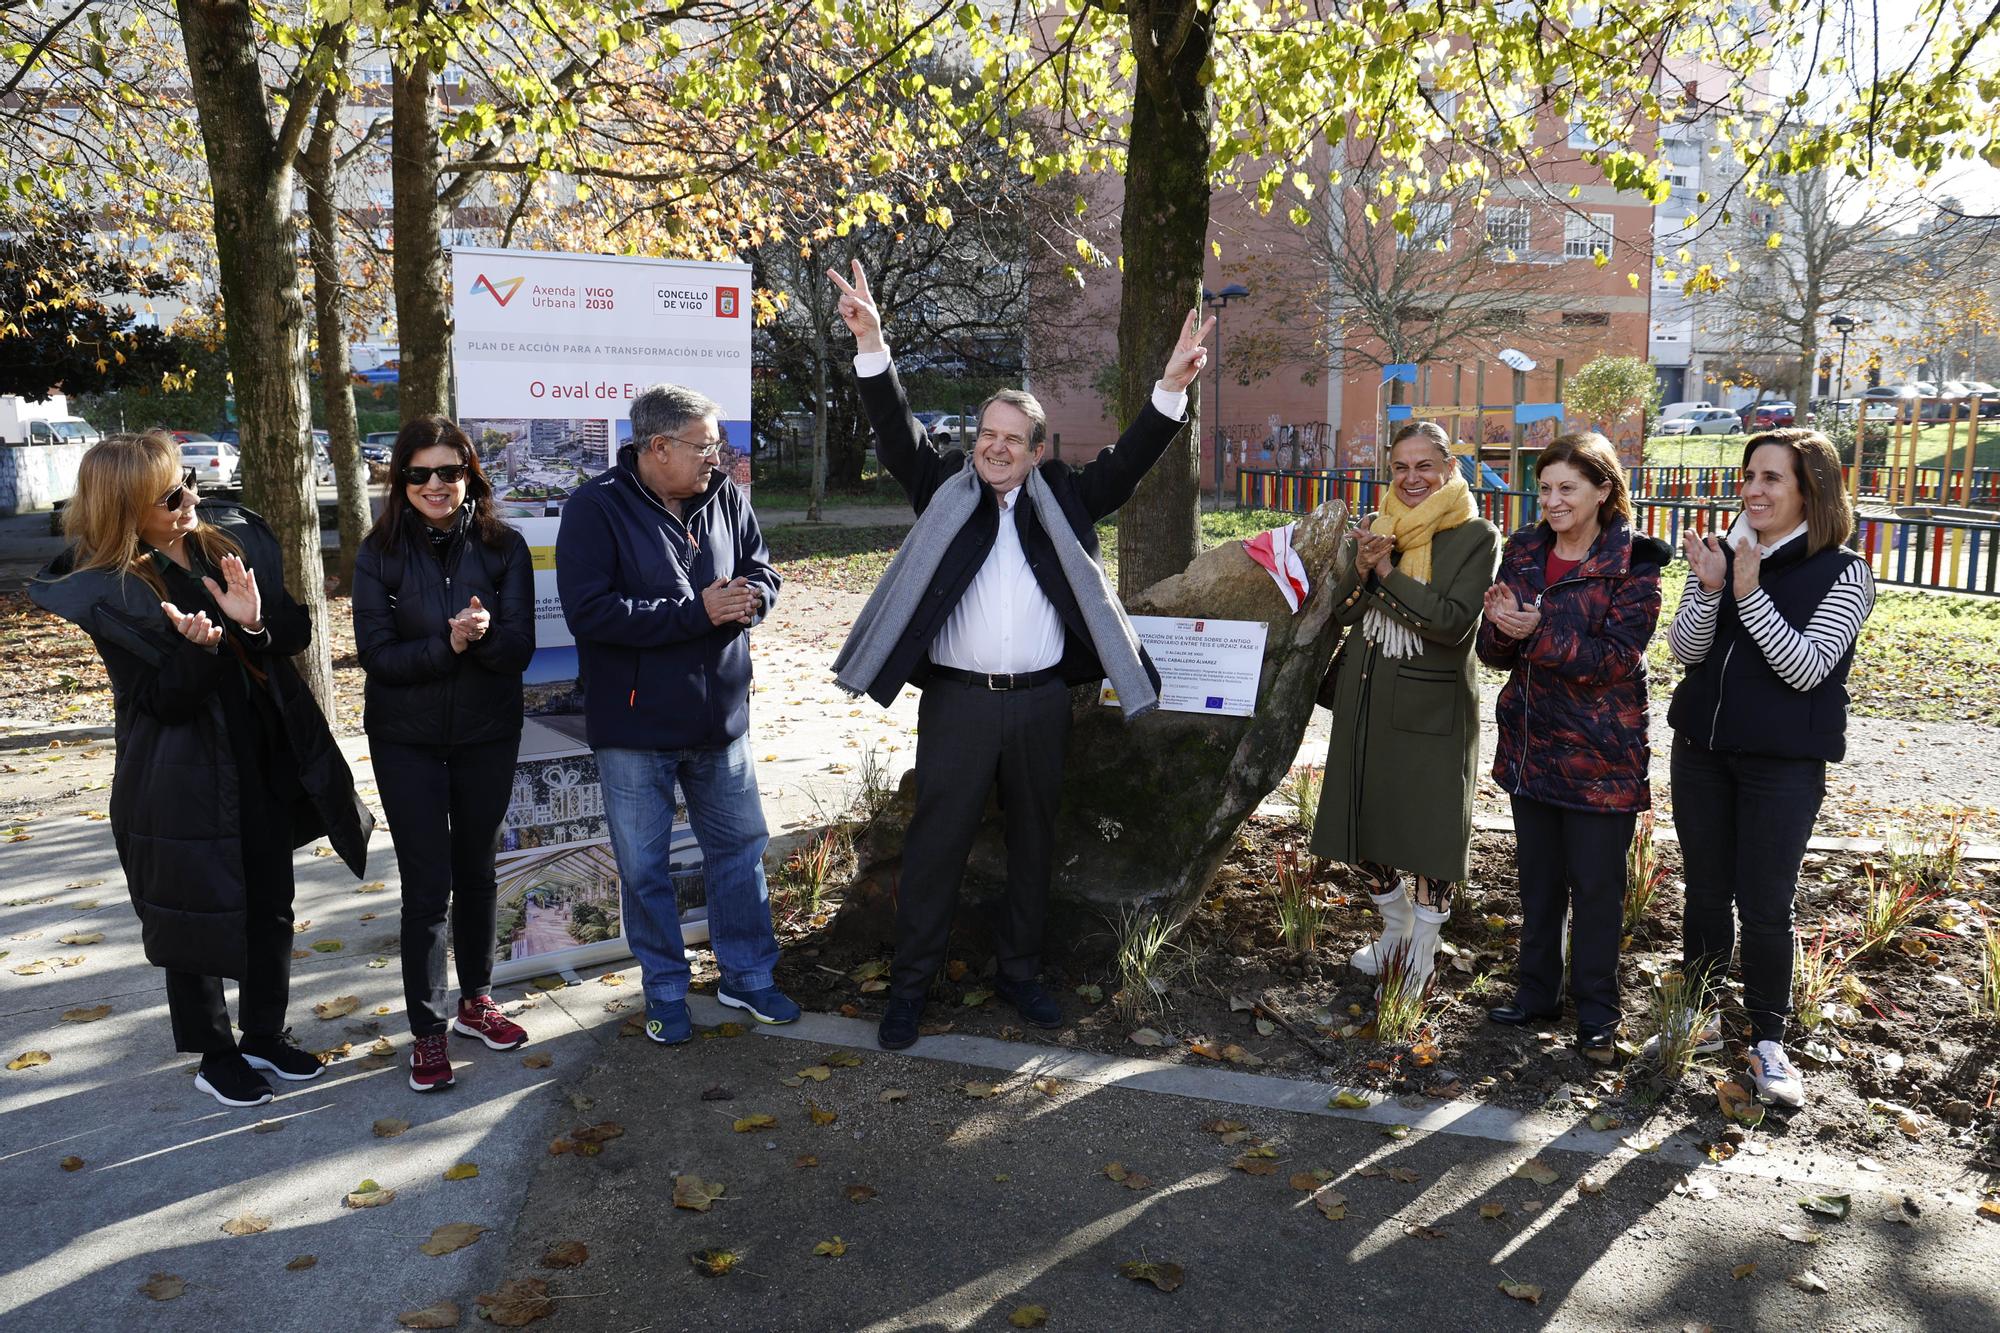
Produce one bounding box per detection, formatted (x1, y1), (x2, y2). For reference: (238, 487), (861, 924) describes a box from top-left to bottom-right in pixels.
(929, 665), (1063, 691)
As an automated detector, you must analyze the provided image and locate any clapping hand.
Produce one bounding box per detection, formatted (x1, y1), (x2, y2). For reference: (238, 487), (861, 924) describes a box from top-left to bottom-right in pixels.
(702, 577), (759, 627)
(1355, 516), (1393, 580)
(1160, 306), (1218, 393)
(1680, 528), (1726, 592)
(201, 553), (262, 631)
(1482, 583), (1541, 640)
(826, 260), (885, 355)
(448, 595), (490, 653)
(1729, 532), (1762, 600)
(162, 601), (223, 650)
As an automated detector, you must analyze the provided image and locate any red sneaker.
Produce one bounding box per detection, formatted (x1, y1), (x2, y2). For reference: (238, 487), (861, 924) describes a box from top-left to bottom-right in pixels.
(409, 1032), (454, 1092)
(451, 994), (528, 1051)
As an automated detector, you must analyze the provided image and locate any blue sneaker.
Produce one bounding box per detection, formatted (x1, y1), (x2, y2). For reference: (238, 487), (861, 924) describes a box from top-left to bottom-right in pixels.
(645, 1000), (692, 1045)
(717, 984), (801, 1025)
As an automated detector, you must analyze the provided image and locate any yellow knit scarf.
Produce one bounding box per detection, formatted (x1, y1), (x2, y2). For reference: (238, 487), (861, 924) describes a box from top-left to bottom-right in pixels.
(1371, 472), (1475, 586)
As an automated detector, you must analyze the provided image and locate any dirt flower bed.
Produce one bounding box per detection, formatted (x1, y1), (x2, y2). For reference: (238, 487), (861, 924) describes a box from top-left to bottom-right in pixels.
(765, 812), (2000, 1179)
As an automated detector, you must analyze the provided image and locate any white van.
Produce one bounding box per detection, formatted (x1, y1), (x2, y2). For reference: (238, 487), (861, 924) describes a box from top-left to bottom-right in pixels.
(1, 393), (101, 446)
(1659, 399), (1714, 422)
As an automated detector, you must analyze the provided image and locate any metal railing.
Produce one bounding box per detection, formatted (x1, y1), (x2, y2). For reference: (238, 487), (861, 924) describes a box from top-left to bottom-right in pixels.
(1236, 468), (2000, 596)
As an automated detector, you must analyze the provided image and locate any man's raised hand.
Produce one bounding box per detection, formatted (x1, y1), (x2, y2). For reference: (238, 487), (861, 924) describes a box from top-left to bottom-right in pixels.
(826, 260), (885, 355)
(1160, 306), (1217, 393)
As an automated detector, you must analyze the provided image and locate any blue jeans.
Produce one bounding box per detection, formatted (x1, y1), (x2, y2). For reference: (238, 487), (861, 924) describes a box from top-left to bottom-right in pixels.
(597, 738), (779, 1006)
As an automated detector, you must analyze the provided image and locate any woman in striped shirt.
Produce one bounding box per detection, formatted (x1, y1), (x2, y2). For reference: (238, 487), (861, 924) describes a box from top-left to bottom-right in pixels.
(1662, 428), (1875, 1109)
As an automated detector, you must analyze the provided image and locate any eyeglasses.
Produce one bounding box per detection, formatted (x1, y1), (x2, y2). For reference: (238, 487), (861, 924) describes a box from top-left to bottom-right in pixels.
(157, 468), (198, 510)
(402, 464), (470, 486)
(655, 433), (723, 459)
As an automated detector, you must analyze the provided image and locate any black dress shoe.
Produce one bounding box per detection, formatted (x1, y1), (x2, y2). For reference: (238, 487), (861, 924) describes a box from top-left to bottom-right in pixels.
(1487, 1002), (1563, 1027)
(1576, 1026), (1617, 1058)
(994, 978), (1062, 1029)
(877, 997), (924, 1051)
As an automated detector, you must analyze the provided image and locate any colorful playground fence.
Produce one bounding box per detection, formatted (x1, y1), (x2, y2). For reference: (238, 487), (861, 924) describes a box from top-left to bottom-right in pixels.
(1630, 465), (2000, 505)
(1237, 468), (2000, 596)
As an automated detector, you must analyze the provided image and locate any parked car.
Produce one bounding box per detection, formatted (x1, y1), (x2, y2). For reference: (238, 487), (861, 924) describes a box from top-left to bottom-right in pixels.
(1747, 401), (1796, 429)
(163, 429), (215, 445)
(927, 413), (974, 448)
(1657, 407), (1742, 436)
(1937, 380), (2000, 418)
(361, 431), (398, 464)
(180, 440), (240, 489)
(1659, 399), (1716, 422)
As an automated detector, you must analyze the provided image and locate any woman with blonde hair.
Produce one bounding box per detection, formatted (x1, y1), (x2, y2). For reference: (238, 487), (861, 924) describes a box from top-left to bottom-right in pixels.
(1313, 420), (1500, 994)
(30, 432), (371, 1108)
(1664, 428), (1874, 1109)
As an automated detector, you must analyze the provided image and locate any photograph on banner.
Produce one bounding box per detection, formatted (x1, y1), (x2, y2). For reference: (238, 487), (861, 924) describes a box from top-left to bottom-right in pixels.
(610, 418), (753, 499)
(1099, 616), (1269, 718)
(466, 416), (614, 516)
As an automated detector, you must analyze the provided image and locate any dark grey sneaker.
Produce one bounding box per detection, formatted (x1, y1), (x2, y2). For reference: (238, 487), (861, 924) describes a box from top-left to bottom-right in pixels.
(240, 1030), (326, 1082)
(195, 1053), (274, 1108)
(994, 977), (1062, 1029)
(877, 997), (924, 1051)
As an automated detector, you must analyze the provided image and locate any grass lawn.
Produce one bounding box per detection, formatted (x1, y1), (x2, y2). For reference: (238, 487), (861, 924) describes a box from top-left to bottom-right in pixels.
(1643, 420), (2000, 473)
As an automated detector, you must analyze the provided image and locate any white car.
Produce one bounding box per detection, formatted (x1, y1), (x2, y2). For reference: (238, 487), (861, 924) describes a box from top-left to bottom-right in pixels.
(927, 414), (974, 448)
(1656, 407), (1742, 436)
(180, 440), (240, 489)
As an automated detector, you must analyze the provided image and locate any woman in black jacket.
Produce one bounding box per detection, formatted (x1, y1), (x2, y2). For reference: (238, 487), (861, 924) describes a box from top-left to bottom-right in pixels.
(30, 432), (372, 1108)
(354, 416), (535, 1092)
(1665, 428), (1875, 1110)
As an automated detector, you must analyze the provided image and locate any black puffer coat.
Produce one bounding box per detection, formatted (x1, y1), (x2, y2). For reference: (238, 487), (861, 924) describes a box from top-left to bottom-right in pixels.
(352, 508), (534, 747)
(29, 503), (373, 978)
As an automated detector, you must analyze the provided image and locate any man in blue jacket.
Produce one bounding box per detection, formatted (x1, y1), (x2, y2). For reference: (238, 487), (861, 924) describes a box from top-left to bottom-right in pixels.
(557, 383), (798, 1044)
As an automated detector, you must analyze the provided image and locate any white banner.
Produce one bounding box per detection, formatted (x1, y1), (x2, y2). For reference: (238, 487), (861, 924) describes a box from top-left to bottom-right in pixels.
(451, 247), (753, 982)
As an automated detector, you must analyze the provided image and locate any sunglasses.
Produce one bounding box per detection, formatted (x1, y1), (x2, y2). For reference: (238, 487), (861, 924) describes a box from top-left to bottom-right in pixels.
(402, 464), (470, 486)
(157, 468), (199, 510)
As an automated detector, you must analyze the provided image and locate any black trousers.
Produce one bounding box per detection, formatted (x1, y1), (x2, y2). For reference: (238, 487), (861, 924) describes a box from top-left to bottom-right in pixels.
(892, 677), (1070, 1000)
(1670, 735), (1825, 1044)
(372, 736), (519, 1036)
(1510, 794), (1635, 1032)
(166, 801), (296, 1055)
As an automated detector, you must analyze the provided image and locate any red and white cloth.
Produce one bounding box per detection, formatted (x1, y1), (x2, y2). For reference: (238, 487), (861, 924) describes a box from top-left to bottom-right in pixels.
(1242, 524), (1309, 614)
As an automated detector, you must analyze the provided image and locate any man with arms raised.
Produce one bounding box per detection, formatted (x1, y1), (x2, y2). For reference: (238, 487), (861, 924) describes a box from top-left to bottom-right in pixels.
(828, 260), (1211, 1050)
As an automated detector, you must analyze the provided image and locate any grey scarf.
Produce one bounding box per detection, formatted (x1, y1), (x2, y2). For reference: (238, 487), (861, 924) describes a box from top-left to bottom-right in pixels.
(833, 467), (1158, 719)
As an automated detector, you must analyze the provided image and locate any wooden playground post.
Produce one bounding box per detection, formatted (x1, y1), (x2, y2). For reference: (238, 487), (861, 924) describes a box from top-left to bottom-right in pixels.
(1941, 404), (1959, 505)
(1964, 397), (1985, 505)
(1508, 367), (1526, 495)
(1847, 402), (1864, 508)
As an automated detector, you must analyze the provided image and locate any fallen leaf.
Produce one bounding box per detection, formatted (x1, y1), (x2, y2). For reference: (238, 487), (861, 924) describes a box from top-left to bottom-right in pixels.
(313, 995), (361, 1020)
(1313, 1189), (1348, 1220)
(1232, 1153), (1279, 1176)
(1513, 1159), (1559, 1186)
(961, 1081), (1000, 1099)
(419, 1222), (487, 1256)
(794, 1154), (819, 1169)
(1117, 1260), (1184, 1292)
(7, 1050), (51, 1071)
(521, 1053), (553, 1069)
(542, 1241), (589, 1269)
(61, 1004), (112, 1023)
(1219, 1043), (1265, 1067)
(442, 1162), (479, 1181)
(56, 931), (103, 945)
(60, 1155), (84, 1171)
(1382, 1124), (1410, 1140)
(1075, 984), (1104, 1004)
(1577, 1177), (1608, 1196)
(1790, 1270), (1829, 1293)
(1798, 1193), (1851, 1220)
(1328, 1091), (1371, 1110)
(797, 1066), (831, 1082)
(1716, 1079), (1765, 1127)
(569, 1122), (624, 1145)
(1777, 1225), (1823, 1245)
(139, 1273), (185, 1301)
(221, 1213), (271, 1236)
(357, 880), (387, 893)
(1978, 1200), (2000, 1223)
(813, 1236), (848, 1257)
(673, 1176), (725, 1211)
(1009, 1306), (1050, 1329)
(1127, 1027), (1168, 1047)
(845, 1183), (878, 1203)
(807, 1101), (838, 1127)
(825, 1052), (863, 1068)
(1588, 1111), (1622, 1133)
(373, 1118), (411, 1138)
(733, 1114), (778, 1133)
(1103, 1162), (1153, 1190)
(395, 1301), (459, 1329)
(476, 1277), (554, 1327)
(345, 1180), (397, 1208)
(1289, 1169), (1335, 1190)
(1498, 1280), (1542, 1305)
(1732, 1261), (1758, 1280)
(1480, 1203), (1509, 1220)
(311, 939), (343, 953)
(962, 988), (994, 1007)
(689, 1249), (739, 1276)
(1386, 1168), (1420, 1184)
(879, 1088), (909, 1103)
(285, 1255), (317, 1271)
(1200, 1118), (1250, 1135)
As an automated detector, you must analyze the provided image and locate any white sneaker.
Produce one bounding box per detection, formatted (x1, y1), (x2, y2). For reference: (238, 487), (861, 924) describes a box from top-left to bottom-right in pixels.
(1639, 1019), (1723, 1062)
(1747, 1041), (1805, 1109)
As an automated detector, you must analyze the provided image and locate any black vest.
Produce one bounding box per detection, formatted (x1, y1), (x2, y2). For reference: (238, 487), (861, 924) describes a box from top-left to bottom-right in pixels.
(1667, 536), (1861, 762)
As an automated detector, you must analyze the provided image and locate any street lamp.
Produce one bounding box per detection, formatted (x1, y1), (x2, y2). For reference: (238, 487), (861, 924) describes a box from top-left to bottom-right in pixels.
(1203, 283), (1250, 500)
(1829, 312), (1861, 414)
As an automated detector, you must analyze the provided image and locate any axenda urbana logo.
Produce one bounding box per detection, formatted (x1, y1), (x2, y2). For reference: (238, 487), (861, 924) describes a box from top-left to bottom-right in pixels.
(470, 274), (525, 307)
(716, 287), (740, 318)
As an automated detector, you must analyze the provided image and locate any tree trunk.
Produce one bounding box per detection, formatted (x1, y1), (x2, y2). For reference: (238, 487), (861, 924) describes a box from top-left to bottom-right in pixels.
(809, 315), (829, 523)
(1113, 0), (1212, 601)
(393, 44), (451, 420)
(303, 78), (373, 594)
(176, 0), (333, 708)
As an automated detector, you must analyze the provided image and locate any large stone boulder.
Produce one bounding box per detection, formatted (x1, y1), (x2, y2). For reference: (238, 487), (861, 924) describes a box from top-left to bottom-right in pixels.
(856, 499), (1353, 924)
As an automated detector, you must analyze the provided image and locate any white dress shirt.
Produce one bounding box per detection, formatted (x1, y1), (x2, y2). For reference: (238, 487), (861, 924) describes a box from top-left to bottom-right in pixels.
(854, 345), (1188, 675)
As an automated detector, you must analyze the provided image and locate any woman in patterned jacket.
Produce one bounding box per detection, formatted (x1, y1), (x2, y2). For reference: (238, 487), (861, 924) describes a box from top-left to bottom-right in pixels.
(1476, 431), (1671, 1057)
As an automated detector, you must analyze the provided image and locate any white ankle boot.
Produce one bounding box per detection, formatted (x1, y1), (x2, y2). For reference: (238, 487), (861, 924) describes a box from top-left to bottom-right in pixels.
(1349, 883), (1414, 976)
(1405, 903), (1450, 994)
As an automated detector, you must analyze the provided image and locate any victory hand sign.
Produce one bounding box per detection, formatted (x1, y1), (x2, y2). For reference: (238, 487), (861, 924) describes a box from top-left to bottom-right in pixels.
(826, 260), (885, 355)
(1160, 307), (1217, 393)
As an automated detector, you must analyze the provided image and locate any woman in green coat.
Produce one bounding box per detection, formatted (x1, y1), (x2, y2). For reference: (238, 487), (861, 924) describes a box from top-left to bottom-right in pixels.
(1312, 420), (1501, 994)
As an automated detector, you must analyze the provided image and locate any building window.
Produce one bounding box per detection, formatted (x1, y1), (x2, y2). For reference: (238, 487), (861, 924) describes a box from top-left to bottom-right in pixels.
(1561, 311), (1611, 327)
(1397, 202), (1453, 251)
(1485, 207), (1530, 256)
(1563, 212), (1615, 261)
